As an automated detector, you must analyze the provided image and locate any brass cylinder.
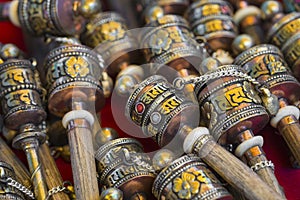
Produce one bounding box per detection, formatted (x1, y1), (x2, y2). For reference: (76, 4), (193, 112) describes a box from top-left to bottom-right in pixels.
(234, 44), (300, 103)
(267, 12), (300, 48)
(81, 12), (143, 78)
(45, 44), (105, 117)
(126, 75), (199, 147)
(153, 154), (232, 200)
(95, 138), (156, 200)
(140, 14), (201, 81)
(18, 0), (86, 36)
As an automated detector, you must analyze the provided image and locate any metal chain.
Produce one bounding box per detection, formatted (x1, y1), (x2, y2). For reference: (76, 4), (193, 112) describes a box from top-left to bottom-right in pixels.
(45, 185), (67, 200)
(45, 181), (74, 200)
(173, 68), (263, 90)
(251, 160), (275, 172)
(6, 177), (35, 199)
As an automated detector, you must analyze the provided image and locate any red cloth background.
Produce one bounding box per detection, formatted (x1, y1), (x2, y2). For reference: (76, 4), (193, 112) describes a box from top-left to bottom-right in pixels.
(0, 2), (300, 199)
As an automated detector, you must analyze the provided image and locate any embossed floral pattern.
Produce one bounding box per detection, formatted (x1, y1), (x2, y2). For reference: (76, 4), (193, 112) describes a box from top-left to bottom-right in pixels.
(149, 29), (172, 55)
(169, 29), (184, 43)
(65, 56), (89, 78)
(101, 21), (125, 41)
(173, 172), (200, 199)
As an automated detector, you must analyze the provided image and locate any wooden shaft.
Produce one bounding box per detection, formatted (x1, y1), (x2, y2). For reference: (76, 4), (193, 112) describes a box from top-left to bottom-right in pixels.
(67, 118), (99, 200)
(0, 137), (32, 189)
(198, 139), (285, 200)
(24, 141), (48, 200)
(247, 154), (285, 197)
(39, 142), (70, 200)
(237, 130), (284, 197)
(278, 115), (300, 165)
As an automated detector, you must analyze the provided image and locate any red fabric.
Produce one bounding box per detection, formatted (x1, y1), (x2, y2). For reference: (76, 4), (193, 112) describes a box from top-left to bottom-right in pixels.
(0, 4), (300, 200)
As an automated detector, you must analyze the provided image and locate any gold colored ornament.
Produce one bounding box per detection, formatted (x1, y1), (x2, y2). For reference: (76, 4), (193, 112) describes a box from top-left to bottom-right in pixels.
(152, 154), (232, 200)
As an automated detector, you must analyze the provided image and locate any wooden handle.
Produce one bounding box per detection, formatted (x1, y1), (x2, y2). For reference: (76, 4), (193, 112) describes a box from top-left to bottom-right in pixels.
(186, 131), (285, 200)
(200, 140), (285, 200)
(235, 130), (284, 197)
(278, 115), (300, 165)
(247, 154), (285, 197)
(202, 140), (284, 199)
(67, 118), (99, 200)
(39, 142), (70, 200)
(0, 137), (32, 189)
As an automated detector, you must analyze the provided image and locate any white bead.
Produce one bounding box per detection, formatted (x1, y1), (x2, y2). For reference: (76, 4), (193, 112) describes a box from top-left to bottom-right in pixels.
(9, 0), (20, 27)
(183, 127), (210, 154)
(270, 105), (300, 128)
(234, 136), (264, 157)
(62, 110), (95, 128)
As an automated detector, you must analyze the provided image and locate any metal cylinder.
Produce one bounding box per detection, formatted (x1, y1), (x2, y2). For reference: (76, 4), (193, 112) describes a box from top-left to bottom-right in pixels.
(141, 14), (201, 79)
(18, 0), (86, 36)
(152, 154), (232, 200)
(281, 31), (300, 81)
(191, 15), (238, 51)
(81, 12), (143, 78)
(45, 44), (105, 117)
(95, 138), (156, 200)
(126, 75), (199, 147)
(187, 0), (234, 24)
(267, 12), (300, 48)
(0, 59), (46, 130)
(234, 44), (300, 104)
(194, 65), (269, 144)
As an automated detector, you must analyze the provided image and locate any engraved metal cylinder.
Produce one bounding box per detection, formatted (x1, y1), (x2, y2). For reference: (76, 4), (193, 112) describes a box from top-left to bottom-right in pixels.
(0, 161), (26, 200)
(141, 15), (201, 78)
(194, 65), (269, 144)
(0, 59), (46, 130)
(152, 154), (232, 200)
(234, 44), (300, 104)
(126, 75), (199, 147)
(267, 12), (300, 48)
(95, 138), (156, 200)
(80, 12), (142, 78)
(18, 0), (85, 36)
(44, 44), (105, 117)
(186, 0), (234, 25)
(191, 14), (238, 51)
(281, 30), (300, 81)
